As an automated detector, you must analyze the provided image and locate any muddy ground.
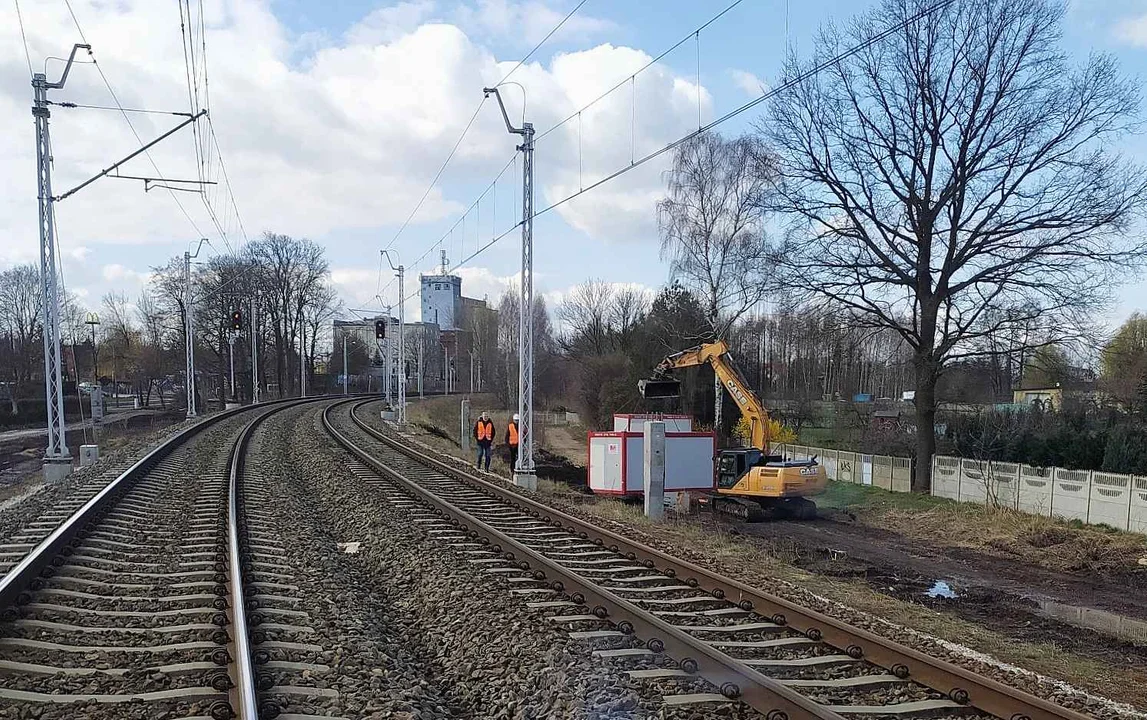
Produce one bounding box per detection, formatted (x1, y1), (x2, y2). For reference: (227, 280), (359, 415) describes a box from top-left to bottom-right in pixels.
(0, 410), (185, 499)
(394, 396), (1147, 710)
(722, 511), (1147, 667)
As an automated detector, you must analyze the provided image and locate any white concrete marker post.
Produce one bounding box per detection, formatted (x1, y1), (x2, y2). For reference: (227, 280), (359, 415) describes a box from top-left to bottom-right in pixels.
(460, 398), (470, 453)
(643, 421), (665, 520)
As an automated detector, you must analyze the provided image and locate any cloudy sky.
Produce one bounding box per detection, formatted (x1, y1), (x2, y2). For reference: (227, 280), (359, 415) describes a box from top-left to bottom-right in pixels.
(4, 0), (1147, 327)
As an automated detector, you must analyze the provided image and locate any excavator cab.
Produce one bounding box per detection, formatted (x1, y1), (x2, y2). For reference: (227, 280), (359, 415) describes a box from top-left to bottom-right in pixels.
(716, 448), (786, 489)
(639, 340), (827, 521)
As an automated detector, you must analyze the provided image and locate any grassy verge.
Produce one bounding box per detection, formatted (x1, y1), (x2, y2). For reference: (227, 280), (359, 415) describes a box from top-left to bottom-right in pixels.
(393, 403), (1147, 712)
(818, 481), (1147, 577)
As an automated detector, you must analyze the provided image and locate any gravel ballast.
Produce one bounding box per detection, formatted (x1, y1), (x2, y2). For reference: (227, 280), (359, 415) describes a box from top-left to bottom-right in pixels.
(271, 401), (768, 719)
(360, 401), (1146, 720)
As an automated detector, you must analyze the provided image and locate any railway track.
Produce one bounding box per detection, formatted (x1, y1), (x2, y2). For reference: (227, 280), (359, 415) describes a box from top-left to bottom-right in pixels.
(0, 398), (332, 719)
(324, 398), (1094, 720)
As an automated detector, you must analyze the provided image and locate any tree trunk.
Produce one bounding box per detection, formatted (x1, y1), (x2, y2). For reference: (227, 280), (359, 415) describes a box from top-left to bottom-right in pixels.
(912, 355), (938, 494)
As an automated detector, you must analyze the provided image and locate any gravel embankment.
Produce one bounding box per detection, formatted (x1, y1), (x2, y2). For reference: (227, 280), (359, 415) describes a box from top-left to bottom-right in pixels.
(0, 413), (205, 546)
(359, 405), (1144, 720)
(270, 402), (764, 719)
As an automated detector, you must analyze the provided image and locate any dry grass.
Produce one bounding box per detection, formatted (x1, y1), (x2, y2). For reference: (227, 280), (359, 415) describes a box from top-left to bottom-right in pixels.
(400, 405), (1147, 708)
(822, 482), (1147, 576)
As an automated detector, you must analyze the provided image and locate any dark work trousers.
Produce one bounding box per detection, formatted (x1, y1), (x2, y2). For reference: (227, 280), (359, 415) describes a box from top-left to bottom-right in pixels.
(476, 442), (492, 471)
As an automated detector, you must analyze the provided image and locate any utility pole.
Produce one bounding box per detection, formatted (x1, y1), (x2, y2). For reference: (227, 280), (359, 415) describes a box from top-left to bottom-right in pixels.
(250, 296), (259, 403)
(228, 333), (236, 402)
(33, 44), (88, 480)
(299, 323), (306, 398)
(342, 333), (348, 395)
(381, 251), (405, 424)
(33, 43), (204, 477)
(484, 85), (536, 490)
(185, 238), (209, 418)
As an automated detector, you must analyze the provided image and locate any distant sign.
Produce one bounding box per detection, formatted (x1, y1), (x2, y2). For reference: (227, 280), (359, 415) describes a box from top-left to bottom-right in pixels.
(853, 393), (873, 403)
(90, 387), (104, 424)
(607, 442), (620, 455)
(901, 391), (916, 401)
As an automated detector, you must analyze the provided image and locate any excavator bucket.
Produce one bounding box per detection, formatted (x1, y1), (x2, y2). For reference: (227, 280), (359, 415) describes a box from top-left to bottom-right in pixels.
(638, 378), (681, 399)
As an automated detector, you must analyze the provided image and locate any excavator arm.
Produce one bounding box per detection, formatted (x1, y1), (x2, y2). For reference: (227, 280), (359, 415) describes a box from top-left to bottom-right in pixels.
(641, 341), (775, 452)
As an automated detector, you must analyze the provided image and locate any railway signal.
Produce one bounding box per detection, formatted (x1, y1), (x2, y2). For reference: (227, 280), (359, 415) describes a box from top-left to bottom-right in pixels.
(374, 319), (387, 339)
(230, 309), (243, 331)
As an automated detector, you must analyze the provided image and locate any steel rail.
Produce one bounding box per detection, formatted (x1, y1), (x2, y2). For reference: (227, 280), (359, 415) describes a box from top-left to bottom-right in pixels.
(0, 395), (335, 718)
(325, 400), (844, 720)
(0, 397), (292, 609)
(344, 399), (1092, 720)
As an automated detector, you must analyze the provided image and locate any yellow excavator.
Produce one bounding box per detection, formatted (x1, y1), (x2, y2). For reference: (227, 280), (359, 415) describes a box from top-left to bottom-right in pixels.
(639, 340), (826, 521)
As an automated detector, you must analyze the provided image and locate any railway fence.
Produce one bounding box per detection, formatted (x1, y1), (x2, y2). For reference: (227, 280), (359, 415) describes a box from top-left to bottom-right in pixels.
(780, 444), (1147, 534)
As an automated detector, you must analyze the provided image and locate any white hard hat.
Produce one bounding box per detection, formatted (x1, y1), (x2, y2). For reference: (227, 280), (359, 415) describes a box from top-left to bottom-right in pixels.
(513, 413), (520, 421)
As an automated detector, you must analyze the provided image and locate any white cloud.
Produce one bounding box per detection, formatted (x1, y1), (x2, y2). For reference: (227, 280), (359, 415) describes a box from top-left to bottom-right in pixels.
(1113, 13), (1147, 46)
(346, 1), (439, 45)
(728, 68), (766, 97)
(0, 1), (708, 311)
(100, 263), (151, 287)
(455, 0), (615, 46)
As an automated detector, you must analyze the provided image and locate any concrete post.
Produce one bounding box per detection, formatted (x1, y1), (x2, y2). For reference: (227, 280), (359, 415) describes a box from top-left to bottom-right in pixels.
(460, 398), (470, 453)
(643, 421), (665, 520)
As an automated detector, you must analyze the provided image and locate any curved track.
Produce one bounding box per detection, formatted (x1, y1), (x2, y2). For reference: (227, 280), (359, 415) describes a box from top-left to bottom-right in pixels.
(324, 398), (1092, 720)
(0, 398), (322, 719)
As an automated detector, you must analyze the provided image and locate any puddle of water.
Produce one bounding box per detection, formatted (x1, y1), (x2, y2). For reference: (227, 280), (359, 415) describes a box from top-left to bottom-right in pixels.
(1035, 599), (1147, 645)
(926, 580), (959, 599)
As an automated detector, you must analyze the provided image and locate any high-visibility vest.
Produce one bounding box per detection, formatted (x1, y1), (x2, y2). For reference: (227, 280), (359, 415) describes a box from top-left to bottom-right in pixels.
(476, 420), (494, 442)
(508, 422), (519, 446)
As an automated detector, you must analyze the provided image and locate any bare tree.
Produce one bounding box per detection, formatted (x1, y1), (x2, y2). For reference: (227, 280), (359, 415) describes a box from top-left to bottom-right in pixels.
(762, 0), (1147, 490)
(249, 233), (329, 397)
(658, 133), (776, 429)
(0, 265), (44, 401)
(558, 280), (615, 355)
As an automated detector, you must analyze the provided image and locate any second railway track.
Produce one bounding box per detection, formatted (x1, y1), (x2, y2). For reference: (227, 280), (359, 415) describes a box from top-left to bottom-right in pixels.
(324, 398), (1096, 720)
(0, 398), (333, 719)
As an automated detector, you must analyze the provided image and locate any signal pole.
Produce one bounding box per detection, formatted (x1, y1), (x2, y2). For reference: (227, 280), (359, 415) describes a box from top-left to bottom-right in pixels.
(184, 238), (209, 417)
(381, 251), (405, 425)
(484, 85), (536, 490)
(250, 296), (259, 403)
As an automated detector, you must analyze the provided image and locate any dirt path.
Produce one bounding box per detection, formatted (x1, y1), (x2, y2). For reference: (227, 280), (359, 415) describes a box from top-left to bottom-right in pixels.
(728, 513), (1147, 667)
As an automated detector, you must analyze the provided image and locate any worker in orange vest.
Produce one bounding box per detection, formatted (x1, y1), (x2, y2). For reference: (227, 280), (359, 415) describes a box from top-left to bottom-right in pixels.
(505, 413), (520, 474)
(473, 411), (495, 472)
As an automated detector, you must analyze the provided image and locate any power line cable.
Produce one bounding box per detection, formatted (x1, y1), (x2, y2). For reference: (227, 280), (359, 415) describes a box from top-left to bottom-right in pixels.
(62, 0), (207, 239)
(13, 0), (34, 79)
(379, 0), (592, 282)
(400, 0), (960, 300)
(534, 0), (745, 145)
(46, 101), (193, 116)
(496, 0), (590, 86)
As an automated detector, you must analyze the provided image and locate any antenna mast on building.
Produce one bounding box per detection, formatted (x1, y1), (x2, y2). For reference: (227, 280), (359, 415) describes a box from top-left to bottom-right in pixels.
(440, 249), (449, 275)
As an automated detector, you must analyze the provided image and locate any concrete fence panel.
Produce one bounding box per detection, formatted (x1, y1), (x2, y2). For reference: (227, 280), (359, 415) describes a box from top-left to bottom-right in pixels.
(861, 454), (874, 486)
(1130, 477), (1147, 534)
(872, 455), (893, 491)
(1089, 472), (1133, 531)
(820, 449), (839, 481)
(932, 456), (961, 500)
(987, 461), (1021, 509)
(1017, 465), (1053, 516)
(958, 459), (989, 505)
(1051, 468), (1091, 522)
(891, 457), (912, 493)
(837, 451), (858, 484)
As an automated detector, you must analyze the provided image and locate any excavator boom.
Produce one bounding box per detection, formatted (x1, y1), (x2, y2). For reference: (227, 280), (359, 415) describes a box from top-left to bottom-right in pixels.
(644, 341), (774, 452)
(638, 339), (827, 520)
